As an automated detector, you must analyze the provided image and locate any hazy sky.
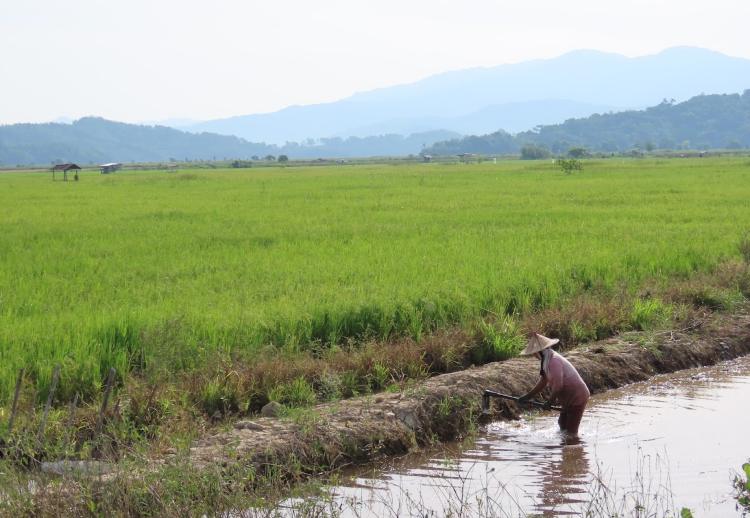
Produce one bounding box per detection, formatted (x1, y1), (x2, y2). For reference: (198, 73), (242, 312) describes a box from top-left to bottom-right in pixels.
(2, 0), (749, 124)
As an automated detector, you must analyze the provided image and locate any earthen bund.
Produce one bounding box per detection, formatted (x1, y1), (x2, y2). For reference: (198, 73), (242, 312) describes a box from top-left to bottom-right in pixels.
(187, 310), (750, 486)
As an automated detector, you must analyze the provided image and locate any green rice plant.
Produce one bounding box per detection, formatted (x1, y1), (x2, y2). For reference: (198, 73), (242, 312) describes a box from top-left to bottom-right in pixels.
(1, 158), (749, 403)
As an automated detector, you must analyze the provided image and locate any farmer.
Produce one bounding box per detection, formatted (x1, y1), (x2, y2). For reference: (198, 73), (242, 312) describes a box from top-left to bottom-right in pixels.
(518, 333), (590, 435)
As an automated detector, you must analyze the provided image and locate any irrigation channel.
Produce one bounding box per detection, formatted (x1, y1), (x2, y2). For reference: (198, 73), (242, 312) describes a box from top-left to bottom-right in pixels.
(287, 354), (750, 517)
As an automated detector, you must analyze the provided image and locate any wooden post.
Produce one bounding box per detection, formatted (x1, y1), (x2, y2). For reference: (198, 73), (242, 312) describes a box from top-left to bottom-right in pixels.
(96, 368), (116, 435)
(7, 368), (24, 433)
(37, 364), (61, 441)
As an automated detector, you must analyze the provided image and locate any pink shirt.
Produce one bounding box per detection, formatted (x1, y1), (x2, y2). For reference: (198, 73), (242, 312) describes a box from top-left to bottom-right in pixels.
(542, 350), (590, 407)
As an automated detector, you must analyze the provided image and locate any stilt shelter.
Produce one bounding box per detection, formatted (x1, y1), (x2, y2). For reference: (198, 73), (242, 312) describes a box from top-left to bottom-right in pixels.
(51, 163), (81, 181)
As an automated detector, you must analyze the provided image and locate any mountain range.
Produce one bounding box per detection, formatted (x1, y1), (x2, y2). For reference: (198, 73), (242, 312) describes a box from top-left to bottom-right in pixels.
(183, 47), (750, 143)
(2, 46), (750, 165)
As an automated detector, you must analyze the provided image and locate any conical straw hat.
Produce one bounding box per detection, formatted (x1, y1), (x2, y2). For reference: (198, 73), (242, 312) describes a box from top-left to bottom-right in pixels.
(520, 333), (559, 356)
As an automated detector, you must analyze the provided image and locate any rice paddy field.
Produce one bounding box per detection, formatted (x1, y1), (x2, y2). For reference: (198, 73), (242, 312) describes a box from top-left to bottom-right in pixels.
(1, 157), (749, 404)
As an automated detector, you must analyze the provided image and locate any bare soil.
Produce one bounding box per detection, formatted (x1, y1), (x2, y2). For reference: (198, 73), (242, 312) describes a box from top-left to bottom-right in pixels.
(186, 307), (750, 486)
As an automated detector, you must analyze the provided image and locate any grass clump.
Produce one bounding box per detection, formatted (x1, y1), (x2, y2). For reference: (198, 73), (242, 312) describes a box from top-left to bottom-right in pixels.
(471, 317), (524, 363)
(198, 374), (241, 417)
(630, 298), (672, 331)
(268, 377), (317, 408)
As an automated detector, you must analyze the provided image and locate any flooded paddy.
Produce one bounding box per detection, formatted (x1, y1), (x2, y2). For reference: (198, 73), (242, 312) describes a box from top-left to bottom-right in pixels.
(315, 354), (750, 517)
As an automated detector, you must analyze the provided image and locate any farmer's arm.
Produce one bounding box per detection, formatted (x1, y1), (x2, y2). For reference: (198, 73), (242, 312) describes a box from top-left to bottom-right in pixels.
(519, 375), (547, 402)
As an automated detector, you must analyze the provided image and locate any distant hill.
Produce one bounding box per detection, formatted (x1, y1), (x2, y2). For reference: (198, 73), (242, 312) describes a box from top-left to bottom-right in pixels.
(424, 91), (750, 155)
(0, 118), (459, 166)
(185, 47), (750, 143)
(0, 117), (275, 166)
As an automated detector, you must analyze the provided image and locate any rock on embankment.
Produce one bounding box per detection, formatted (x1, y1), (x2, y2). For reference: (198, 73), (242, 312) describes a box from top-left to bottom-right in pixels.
(187, 309), (750, 483)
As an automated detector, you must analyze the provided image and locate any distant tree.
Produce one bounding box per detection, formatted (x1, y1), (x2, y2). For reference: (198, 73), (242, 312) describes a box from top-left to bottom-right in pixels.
(520, 144), (551, 160)
(555, 158), (583, 175)
(277, 154), (289, 163)
(567, 147), (588, 158)
(264, 155), (276, 161)
(251, 155), (260, 161)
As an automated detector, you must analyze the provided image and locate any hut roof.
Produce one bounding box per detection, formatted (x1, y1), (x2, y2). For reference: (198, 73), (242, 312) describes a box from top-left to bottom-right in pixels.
(52, 163), (81, 171)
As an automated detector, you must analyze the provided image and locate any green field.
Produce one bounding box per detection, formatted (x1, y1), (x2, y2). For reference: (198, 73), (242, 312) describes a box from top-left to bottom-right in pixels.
(1, 158), (748, 403)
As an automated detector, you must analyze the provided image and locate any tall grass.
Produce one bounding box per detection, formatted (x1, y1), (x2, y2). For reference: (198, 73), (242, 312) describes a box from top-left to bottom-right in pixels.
(1, 158), (749, 403)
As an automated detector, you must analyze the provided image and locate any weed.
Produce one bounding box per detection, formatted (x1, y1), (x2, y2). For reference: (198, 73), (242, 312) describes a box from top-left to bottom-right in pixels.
(338, 371), (361, 398)
(314, 372), (342, 402)
(368, 362), (391, 391)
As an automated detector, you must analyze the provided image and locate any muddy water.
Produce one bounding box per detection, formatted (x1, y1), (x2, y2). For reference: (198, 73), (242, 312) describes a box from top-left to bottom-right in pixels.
(323, 355), (750, 517)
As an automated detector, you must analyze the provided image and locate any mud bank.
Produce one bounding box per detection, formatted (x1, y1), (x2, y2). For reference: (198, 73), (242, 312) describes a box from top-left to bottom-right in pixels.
(187, 309), (750, 485)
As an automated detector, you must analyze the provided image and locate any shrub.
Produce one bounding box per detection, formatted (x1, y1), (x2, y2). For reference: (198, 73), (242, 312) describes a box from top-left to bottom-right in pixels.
(556, 158), (584, 174)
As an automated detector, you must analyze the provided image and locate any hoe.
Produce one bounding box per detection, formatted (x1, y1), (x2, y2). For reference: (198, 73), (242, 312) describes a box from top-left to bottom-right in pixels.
(481, 389), (562, 414)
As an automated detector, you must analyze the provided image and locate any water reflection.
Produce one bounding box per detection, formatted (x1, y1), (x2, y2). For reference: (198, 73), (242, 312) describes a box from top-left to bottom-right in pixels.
(532, 435), (590, 516)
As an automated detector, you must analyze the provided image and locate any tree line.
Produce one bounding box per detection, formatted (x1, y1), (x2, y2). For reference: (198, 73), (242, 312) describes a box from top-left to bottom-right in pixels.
(424, 91), (750, 156)
(0, 118), (457, 167)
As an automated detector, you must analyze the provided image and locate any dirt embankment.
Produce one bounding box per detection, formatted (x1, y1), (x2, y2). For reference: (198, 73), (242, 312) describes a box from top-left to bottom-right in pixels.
(187, 309), (750, 483)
